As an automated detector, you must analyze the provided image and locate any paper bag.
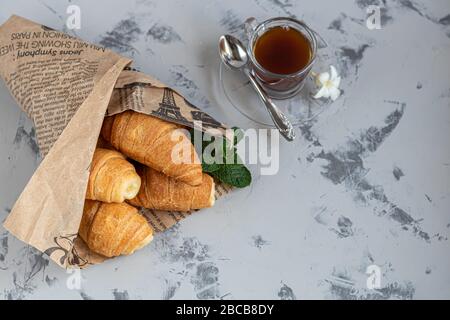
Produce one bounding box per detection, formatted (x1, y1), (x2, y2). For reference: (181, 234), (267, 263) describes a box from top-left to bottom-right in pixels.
(0, 15), (230, 268)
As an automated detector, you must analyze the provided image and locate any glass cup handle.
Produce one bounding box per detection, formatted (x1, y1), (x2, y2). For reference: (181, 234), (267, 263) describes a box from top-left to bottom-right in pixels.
(302, 22), (328, 49)
(244, 17), (258, 41)
(311, 28), (328, 48)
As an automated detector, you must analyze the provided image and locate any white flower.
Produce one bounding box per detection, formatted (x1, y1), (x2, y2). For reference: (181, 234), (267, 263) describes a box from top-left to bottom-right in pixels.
(313, 65), (341, 101)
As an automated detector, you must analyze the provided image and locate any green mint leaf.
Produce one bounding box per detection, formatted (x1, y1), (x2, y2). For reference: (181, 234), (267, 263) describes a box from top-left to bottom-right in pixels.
(202, 162), (221, 173)
(222, 145), (235, 164)
(214, 164), (252, 188)
(232, 127), (244, 145)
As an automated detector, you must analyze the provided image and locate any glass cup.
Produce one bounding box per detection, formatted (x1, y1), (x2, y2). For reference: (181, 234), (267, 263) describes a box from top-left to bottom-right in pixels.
(245, 17), (318, 100)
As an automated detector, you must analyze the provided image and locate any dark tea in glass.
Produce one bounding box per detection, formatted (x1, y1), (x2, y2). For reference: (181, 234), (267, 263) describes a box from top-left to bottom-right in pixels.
(246, 17), (317, 99)
(254, 26), (312, 75)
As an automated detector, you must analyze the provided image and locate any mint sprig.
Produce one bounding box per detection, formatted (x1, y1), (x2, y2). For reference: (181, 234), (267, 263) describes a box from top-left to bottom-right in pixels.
(190, 128), (251, 188)
(211, 164), (251, 188)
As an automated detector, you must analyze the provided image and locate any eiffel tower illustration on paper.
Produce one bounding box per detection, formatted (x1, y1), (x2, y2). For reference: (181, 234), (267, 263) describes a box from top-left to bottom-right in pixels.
(152, 88), (187, 123)
(183, 98), (223, 129)
(190, 110), (222, 129)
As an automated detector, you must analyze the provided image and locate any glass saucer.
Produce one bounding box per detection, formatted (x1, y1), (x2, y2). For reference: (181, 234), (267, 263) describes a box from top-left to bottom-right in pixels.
(219, 48), (334, 128)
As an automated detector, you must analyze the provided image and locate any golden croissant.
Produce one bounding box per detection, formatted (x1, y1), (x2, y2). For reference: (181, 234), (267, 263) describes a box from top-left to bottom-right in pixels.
(129, 165), (215, 212)
(101, 110), (202, 186)
(85, 148), (141, 203)
(79, 200), (153, 257)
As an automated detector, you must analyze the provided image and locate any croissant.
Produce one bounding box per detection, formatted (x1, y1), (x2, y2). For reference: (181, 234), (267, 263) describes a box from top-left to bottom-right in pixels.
(79, 200), (153, 257)
(101, 111), (202, 186)
(85, 148), (141, 203)
(129, 165), (215, 212)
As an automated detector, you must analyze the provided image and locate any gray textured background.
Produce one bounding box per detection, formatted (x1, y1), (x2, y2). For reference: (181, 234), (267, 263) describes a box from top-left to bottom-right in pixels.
(1, 0), (450, 300)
